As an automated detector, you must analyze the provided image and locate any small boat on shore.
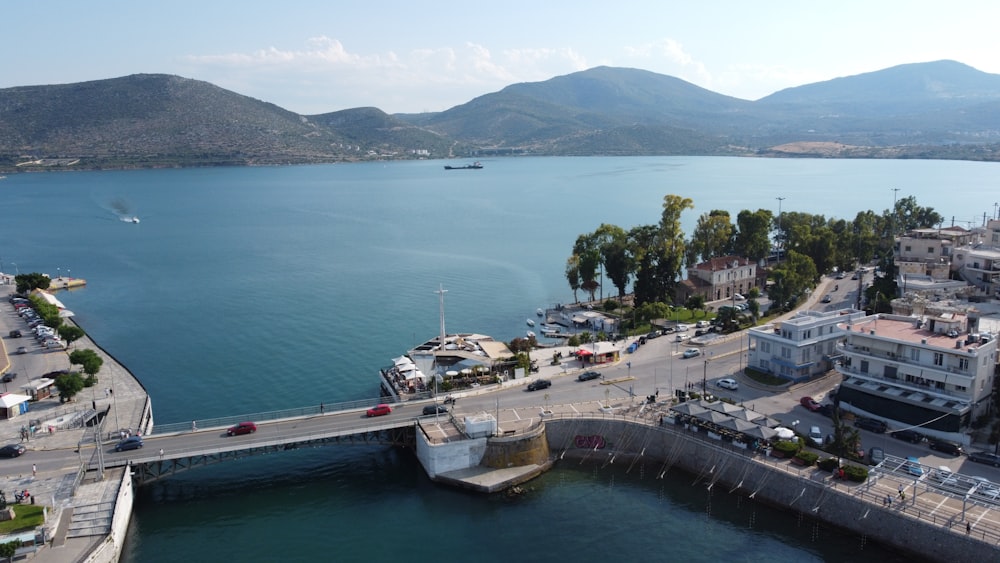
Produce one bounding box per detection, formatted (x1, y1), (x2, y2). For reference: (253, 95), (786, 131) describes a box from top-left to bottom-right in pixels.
(444, 161), (483, 170)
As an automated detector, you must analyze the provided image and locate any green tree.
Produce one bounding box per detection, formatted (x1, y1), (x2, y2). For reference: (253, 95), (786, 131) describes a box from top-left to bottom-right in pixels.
(684, 294), (706, 318)
(54, 372), (85, 402)
(767, 250), (818, 310)
(14, 273), (50, 294)
(659, 194), (694, 303)
(594, 223), (632, 302)
(564, 255), (581, 303)
(734, 209), (774, 262)
(69, 349), (103, 377)
(629, 224), (661, 306)
(58, 325), (86, 346)
(687, 210), (733, 266)
(572, 232), (602, 302)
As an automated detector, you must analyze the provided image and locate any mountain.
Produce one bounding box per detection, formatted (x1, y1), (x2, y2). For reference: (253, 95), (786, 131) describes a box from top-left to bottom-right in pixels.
(2, 61), (1000, 171)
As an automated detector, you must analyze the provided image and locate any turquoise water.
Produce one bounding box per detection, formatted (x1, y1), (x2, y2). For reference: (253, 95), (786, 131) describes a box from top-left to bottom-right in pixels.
(2, 156), (989, 561)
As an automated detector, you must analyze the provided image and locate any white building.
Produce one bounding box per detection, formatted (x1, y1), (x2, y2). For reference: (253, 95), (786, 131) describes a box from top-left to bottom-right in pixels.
(835, 313), (996, 440)
(748, 309), (865, 383)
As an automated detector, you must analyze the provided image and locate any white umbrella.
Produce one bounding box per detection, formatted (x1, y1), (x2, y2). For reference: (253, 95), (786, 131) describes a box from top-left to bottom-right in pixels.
(774, 427), (795, 440)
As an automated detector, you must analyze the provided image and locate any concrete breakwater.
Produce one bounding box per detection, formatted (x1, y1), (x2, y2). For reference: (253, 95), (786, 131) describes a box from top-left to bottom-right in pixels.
(544, 417), (993, 562)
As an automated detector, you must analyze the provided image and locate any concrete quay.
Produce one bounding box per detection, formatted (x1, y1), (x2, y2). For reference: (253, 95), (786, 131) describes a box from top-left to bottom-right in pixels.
(1, 290), (150, 563)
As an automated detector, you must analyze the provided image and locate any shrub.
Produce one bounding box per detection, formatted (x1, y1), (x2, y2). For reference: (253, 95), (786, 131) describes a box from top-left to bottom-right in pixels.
(817, 457), (840, 472)
(773, 440), (800, 456)
(843, 464), (869, 482)
(794, 451), (819, 466)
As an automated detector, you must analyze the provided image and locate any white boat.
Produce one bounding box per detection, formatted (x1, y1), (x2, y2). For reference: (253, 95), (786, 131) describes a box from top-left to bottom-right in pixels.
(526, 330), (536, 338)
(526, 318), (535, 327)
(120, 215), (140, 224)
(536, 308), (544, 317)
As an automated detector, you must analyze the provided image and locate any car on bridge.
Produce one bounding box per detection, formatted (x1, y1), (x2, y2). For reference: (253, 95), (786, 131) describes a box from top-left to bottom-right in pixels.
(366, 404), (392, 417)
(227, 421), (258, 436)
(115, 436), (143, 452)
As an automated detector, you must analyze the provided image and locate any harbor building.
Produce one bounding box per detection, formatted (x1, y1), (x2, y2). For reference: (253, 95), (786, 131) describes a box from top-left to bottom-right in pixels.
(748, 309), (865, 383)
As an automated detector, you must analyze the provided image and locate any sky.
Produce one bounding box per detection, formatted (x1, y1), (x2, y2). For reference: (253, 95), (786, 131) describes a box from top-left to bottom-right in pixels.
(4, 1), (1000, 115)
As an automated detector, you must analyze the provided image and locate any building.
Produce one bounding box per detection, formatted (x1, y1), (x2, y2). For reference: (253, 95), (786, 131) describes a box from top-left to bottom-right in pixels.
(748, 309), (865, 383)
(676, 255), (758, 305)
(894, 226), (973, 281)
(834, 312), (996, 441)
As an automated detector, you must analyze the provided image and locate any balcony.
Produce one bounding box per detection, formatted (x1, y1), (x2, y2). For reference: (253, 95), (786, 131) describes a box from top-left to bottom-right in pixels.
(837, 365), (973, 405)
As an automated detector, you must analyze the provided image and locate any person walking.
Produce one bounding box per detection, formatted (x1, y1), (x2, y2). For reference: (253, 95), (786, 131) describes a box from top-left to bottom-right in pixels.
(31, 464), (36, 477)
(898, 483), (904, 499)
(966, 521), (971, 535)
(887, 494), (892, 507)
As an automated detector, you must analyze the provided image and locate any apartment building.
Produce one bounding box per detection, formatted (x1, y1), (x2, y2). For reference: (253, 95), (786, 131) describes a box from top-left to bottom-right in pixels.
(748, 309), (865, 383)
(835, 312), (996, 439)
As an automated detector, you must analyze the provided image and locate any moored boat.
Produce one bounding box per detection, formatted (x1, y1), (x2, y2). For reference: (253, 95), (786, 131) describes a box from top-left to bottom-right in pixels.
(526, 318), (535, 327)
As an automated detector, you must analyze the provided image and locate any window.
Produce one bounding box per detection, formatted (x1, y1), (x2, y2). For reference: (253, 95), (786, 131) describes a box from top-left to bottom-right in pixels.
(927, 247), (935, 254)
(860, 360), (869, 374)
(933, 352), (944, 366)
(781, 347), (791, 359)
(959, 358), (969, 370)
(905, 245), (912, 252)
(884, 366), (898, 379)
(760, 360), (770, 371)
(910, 348), (920, 362)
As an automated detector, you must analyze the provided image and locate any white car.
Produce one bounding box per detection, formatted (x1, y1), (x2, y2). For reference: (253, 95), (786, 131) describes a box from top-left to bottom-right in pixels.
(734, 293), (746, 301)
(682, 348), (701, 358)
(808, 426), (823, 447)
(717, 378), (738, 391)
(695, 320), (710, 328)
(675, 333), (689, 342)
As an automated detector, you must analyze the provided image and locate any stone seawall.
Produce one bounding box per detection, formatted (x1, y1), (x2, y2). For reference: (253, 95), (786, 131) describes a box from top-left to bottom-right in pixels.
(481, 423), (550, 469)
(545, 418), (993, 562)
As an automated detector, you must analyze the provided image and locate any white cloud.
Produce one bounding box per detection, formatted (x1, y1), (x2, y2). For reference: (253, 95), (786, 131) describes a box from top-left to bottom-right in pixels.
(183, 37), (600, 113)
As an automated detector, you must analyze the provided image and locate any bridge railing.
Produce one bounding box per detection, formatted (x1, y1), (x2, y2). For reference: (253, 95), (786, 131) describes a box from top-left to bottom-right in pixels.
(150, 396), (393, 435)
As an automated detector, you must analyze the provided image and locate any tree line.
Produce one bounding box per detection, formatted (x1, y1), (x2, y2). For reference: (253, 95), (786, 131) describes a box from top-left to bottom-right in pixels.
(565, 194), (943, 312)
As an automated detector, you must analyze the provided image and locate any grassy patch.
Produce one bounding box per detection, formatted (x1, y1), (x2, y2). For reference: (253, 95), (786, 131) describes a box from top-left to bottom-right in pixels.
(0, 504), (45, 534)
(743, 367), (788, 387)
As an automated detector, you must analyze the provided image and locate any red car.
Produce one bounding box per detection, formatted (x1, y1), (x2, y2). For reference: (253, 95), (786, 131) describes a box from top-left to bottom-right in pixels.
(366, 404), (392, 417)
(227, 421), (257, 436)
(800, 396), (821, 412)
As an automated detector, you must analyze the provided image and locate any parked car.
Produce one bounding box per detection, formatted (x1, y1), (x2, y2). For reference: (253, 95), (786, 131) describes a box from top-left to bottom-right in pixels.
(8, 330), (21, 338)
(928, 439), (964, 456)
(577, 370), (601, 382)
(366, 404), (392, 417)
(968, 451), (1000, 467)
(526, 379), (551, 392)
(1, 372), (16, 383)
(15, 347), (26, 354)
(675, 324), (690, 332)
(682, 348), (701, 358)
(695, 320), (710, 328)
(0, 444), (26, 458)
(973, 477), (1000, 500)
(799, 396), (821, 412)
(114, 436), (144, 452)
(808, 426), (824, 448)
(674, 333), (689, 342)
(932, 466), (960, 487)
(733, 293), (746, 301)
(645, 330), (660, 339)
(227, 421), (258, 435)
(868, 447), (885, 465)
(890, 429), (923, 443)
(854, 417), (887, 433)
(821, 295), (832, 303)
(716, 378), (738, 391)
(422, 405), (448, 416)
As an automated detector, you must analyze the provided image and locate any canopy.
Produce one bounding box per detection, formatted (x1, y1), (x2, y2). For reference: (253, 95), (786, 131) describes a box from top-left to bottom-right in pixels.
(0, 393), (31, 408)
(576, 348), (593, 357)
(716, 418), (760, 433)
(671, 402), (708, 417)
(59, 309), (75, 318)
(740, 425), (778, 440)
(694, 411), (731, 425)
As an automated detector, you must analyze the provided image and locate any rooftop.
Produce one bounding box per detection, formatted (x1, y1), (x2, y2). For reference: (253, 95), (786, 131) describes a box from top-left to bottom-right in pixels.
(839, 314), (992, 352)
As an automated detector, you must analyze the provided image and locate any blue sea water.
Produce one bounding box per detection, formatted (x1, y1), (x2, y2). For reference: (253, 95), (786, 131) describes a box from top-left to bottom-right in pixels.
(2, 156), (992, 561)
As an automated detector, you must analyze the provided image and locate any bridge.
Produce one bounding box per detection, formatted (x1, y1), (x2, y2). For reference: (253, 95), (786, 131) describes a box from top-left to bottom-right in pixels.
(83, 398), (439, 483)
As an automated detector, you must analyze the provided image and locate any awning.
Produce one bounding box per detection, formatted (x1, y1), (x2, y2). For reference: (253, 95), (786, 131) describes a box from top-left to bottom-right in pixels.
(0, 393), (31, 408)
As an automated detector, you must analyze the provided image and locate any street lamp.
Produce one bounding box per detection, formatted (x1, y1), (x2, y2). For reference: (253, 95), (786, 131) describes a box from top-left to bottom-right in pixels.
(776, 196), (785, 258)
